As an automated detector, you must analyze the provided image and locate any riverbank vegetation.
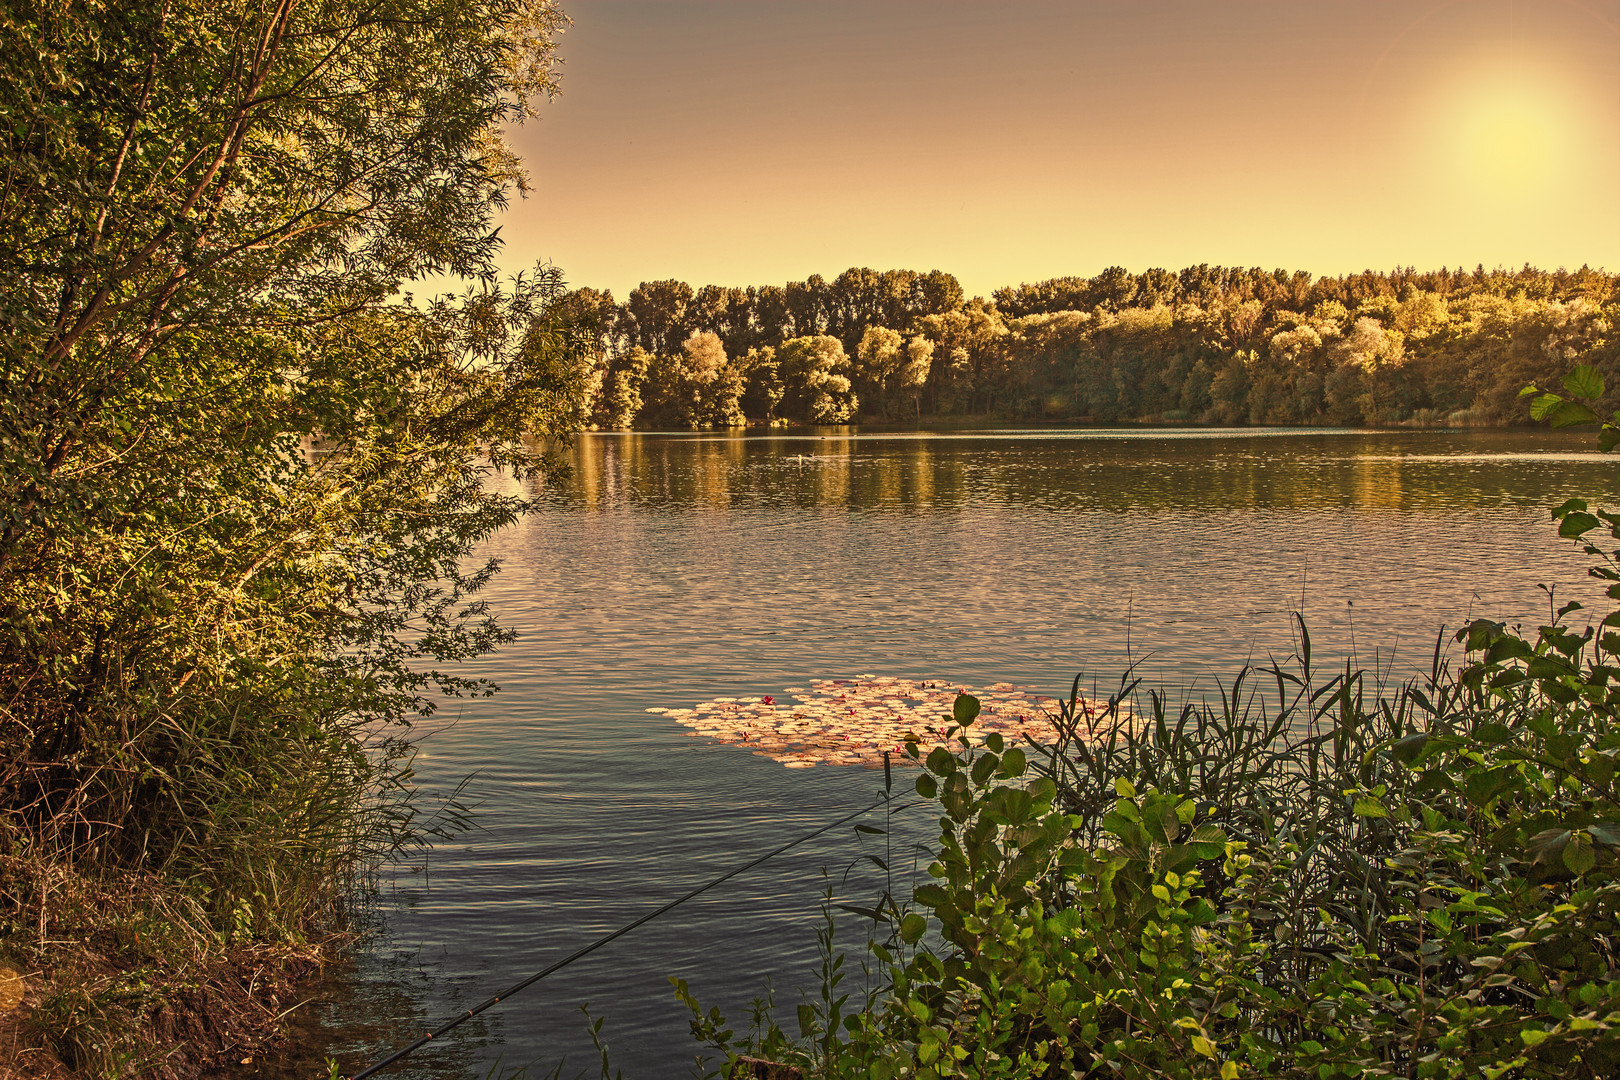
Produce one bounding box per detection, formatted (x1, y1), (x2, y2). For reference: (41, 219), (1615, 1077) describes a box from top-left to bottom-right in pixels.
(567, 264), (1618, 429)
(677, 372), (1620, 1077)
(0, 1), (587, 1073)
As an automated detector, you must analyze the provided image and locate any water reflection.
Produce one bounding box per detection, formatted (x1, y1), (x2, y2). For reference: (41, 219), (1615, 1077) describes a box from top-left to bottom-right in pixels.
(546, 429), (1612, 514)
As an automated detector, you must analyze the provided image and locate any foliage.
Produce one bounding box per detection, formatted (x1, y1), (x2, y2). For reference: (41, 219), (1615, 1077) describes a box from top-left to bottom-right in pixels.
(575, 264), (1617, 428)
(777, 336), (858, 425)
(0, 4), (590, 1060)
(677, 366), (1620, 1077)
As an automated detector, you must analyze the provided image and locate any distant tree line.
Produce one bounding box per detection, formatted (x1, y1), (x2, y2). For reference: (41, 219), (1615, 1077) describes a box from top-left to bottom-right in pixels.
(559, 263), (1620, 428)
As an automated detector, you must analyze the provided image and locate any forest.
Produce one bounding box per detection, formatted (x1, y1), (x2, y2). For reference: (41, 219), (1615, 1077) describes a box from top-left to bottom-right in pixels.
(564, 263), (1619, 429)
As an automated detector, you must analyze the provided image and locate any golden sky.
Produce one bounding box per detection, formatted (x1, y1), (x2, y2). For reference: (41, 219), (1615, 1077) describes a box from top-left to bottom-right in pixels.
(498, 0), (1620, 299)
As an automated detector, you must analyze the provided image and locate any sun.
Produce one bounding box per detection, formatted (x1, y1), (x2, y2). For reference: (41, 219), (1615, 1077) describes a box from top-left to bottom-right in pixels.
(1457, 88), (1562, 196)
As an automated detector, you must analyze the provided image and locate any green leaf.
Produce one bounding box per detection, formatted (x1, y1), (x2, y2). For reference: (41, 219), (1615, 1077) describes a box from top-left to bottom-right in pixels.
(1527, 828), (1572, 864)
(1114, 777), (1136, 798)
(996, 746), (1027, 779)
(1353, 797), (1388, 818)
(1559, 511), (1601, 538)
(915, 774), (938, 799)
(1564, 832), (1596, 875)
(1588, 822), (1620, 845)
(1563, 365), (1604, 400)
(1551, 400), (1601, 428)
(953, 693), (980, 726)
(1390, 732), (1429, 764)
(1520, 1028), (1550, 1046)
(1530, 392), (1565, 420)
(900, 913), (927, 944)
(970, 752), (999, 786)
(925, 746), (956, 776)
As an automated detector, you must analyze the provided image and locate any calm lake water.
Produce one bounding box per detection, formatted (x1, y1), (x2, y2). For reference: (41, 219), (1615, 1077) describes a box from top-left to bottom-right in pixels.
(273, 427), (1617, 1080)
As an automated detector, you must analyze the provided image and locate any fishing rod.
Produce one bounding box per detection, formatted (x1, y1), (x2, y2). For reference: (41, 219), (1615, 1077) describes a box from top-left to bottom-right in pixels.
(347, 754), (898, 1080)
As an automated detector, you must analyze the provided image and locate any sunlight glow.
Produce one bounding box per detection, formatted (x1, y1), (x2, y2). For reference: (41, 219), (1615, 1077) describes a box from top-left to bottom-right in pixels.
(1457, 88), (1562, 196)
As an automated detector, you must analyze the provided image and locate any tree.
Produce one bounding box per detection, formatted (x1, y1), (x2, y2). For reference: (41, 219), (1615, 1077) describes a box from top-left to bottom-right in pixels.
(778, 335), (858, 423)
(682, 330), (745, 428)
(899, 335), (935, 421)
(596, 346), (653, 429)
(856, 325), (905, 416)
(638, 331), (744, 429)
(0, 0), (587, 940)
(740, 345), (785, 420)
(627, 279), (695, 355)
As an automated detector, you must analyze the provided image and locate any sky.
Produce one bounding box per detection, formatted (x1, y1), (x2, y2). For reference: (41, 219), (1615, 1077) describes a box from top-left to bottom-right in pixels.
(496, 0), (1620, 300)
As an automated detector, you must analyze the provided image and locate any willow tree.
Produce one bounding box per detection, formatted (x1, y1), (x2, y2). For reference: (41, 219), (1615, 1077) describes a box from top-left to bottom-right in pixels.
(0, 0), (586, 928)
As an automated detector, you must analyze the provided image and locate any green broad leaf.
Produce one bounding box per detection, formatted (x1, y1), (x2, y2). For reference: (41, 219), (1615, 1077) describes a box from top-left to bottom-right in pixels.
(1190, 823), (1227, 845)
(970, 753), (999, 786)
(1530, 392), (1565, 420)
(1564, 832), (1596, 875)
(996, 747), (1027, 779)
(1473, 722), (1514, 745)
(1464, 766), (1518, 807)
(1520, 1028), (1550, 1046)
(1519, 383), (1543, 398)
(1390, 732), (1429, 764)
(1483, 635), (1534, 663)
(915, 773), (938, 799)
(1558, 511), (1602, 539)
(1353, 796), (1388, 818)
(1046, 908), (1085, 936)
(1546, 732), (1580, 760)
(900, 913), (928, 944)
(925, 746), (956, 776)
(1175, 798), (1197, 824)
(1526, 828), (1572, 864)
(1600, 424), (1620, 452)
(1551, 400), (1601, 428)
(912, 883), (951, 910)
(983, 732), (1005, 753)
(1563, 365), (1604, 400)
(1588, 822), (1620, 845)
(953, 693), (980, 725)
(1114, 777), (1136, 798)
(1552, 496), (1588, 516)
(1102, 810), (1146, 846)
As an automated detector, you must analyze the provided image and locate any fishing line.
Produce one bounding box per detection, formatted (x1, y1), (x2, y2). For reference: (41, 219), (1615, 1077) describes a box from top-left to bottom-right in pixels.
(348, 755), (900, 1080)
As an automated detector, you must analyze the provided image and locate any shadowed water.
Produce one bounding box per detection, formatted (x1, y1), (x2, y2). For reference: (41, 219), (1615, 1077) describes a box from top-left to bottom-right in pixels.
(260, 427), (1617, 1080)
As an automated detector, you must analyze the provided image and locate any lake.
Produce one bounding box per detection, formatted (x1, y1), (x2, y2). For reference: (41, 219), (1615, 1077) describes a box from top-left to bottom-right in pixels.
(274, 426), (1617, 1080)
